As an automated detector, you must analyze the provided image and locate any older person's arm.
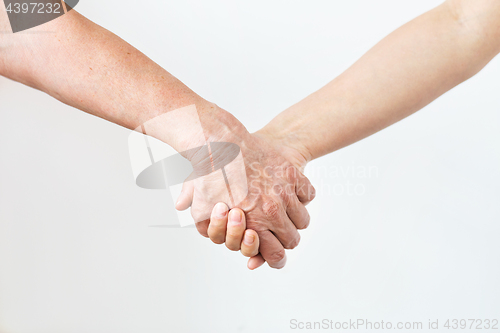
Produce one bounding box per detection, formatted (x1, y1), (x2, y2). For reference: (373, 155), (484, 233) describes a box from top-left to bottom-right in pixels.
(0, 7), (315, 269)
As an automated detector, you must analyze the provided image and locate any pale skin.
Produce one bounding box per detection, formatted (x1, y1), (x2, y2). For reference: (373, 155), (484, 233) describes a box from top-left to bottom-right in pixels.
(207, 0), (500, 269)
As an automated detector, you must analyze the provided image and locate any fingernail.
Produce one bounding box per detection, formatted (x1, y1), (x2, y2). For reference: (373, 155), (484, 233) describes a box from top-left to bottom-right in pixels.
(243, 233), (254, 246)
(214, 202), (228, 218)
(229, 210), (243, 225)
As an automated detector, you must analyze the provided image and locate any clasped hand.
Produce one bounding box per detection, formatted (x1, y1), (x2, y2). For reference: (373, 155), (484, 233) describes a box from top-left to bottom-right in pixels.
(173, 105), (315, 270)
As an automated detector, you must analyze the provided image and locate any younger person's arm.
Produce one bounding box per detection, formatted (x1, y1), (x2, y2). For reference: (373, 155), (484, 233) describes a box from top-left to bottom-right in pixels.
(259, 0), (500, 161)
(211, 0), (500, 269)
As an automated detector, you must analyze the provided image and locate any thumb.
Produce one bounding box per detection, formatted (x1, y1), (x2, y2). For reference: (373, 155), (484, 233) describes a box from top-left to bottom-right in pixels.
(247, 254), (266, 270)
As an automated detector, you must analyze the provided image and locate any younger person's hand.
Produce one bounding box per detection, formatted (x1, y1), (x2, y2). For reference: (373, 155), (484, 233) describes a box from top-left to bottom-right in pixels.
(208, 202), (266, 270)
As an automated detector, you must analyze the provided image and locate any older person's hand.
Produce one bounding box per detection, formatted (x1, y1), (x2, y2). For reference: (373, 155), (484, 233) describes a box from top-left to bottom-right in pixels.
(174, 105), (315, 269)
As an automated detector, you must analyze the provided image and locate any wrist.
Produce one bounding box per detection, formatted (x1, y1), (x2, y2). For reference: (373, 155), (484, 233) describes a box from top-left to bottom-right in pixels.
(138, 101), (249, 157)
(197, 103), (250, 147)
(253, 126), (313, 172)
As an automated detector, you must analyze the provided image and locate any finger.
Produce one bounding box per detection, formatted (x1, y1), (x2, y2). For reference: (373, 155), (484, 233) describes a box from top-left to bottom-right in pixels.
(262, 200), (301, 250)
(286, 194), (311, 230)
(175, 180), (194, 211)
(207, 202), (229, 244)
(241, 229), (259, 257)
(274, 220), (301, 250)
(287, 167), (315, 205)
(225, 208), (246, 251)
(273, 219), (301, 250)
(247, 254), (266, 270)
(195, 220), (210, 238)
(257, 230), (287, 269)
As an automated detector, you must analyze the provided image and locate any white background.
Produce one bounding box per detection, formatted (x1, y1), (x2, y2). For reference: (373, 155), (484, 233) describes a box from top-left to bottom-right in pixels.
(1, 0), (499, 332)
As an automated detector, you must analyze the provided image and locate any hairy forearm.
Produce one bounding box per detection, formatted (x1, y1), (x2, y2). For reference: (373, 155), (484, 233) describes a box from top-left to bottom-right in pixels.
(260, 0), (500, 161)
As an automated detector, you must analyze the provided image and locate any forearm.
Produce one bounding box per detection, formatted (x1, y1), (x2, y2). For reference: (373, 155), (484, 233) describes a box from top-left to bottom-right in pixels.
(0, 8), (232, 151)
(260, 0), (500, 161)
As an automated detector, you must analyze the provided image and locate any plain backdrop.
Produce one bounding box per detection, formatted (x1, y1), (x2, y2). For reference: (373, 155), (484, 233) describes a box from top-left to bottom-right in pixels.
(1, 1), (499, 332)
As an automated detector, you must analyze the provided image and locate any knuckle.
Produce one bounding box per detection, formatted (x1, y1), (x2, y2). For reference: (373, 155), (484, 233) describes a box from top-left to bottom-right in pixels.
(262, 199), (281, 219)
(246, 220), (267, 233)
(297, 214), (311, 230)
(289, 235), (300, 250)
(267, 248), (286, 263)
(286, 234), (301, 249)
(309, 184), (316, 201)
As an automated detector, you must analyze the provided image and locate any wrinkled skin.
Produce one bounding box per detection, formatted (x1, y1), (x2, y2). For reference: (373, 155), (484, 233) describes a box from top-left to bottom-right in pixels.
(175, 105), (315, 269)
